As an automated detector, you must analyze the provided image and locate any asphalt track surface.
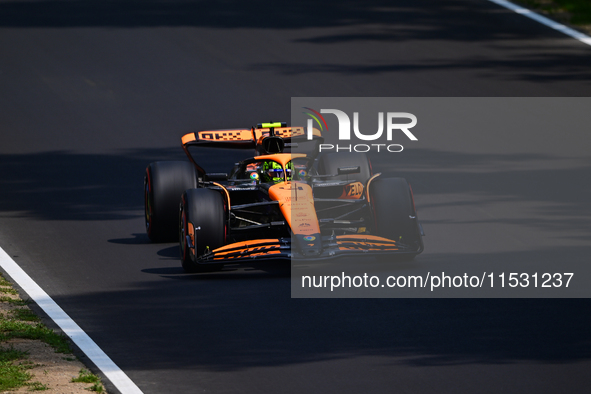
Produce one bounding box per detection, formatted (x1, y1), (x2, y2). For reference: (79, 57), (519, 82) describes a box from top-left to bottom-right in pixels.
(1, 0), (591, 393)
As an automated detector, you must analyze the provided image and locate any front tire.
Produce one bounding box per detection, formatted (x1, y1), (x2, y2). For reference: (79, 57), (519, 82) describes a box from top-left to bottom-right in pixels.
(145, 161), (197, 242)
(368, 177), (423, 256)
(179, 188), (226, 273)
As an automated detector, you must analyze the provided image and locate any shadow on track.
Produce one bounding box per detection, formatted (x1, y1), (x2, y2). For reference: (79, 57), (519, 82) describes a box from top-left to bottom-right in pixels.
(49, 267), (591, 371)
(1, 0), (590, 84)
(0, 0), (524, 36)
(0, 148), (248, 221)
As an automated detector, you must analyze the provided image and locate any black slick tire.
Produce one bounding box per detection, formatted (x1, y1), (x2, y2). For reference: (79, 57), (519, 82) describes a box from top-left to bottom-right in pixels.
(144, 161), (197, 242)
(368, 177), (423, 256)
(179, 188), (226, 273)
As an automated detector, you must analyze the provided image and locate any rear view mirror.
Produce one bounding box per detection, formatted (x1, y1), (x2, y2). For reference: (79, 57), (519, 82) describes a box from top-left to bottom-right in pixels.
(204, 173), (228, 181)
(337, 166), (361, 175)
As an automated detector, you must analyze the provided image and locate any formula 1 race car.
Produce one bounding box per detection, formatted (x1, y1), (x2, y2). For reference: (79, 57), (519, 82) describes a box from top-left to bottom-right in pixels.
(144, 122), (424, 272)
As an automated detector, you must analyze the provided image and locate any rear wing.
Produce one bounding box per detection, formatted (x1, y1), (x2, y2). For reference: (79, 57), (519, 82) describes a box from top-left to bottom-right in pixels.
(181, 123), (322, 175)
(181, 126), (321, 148)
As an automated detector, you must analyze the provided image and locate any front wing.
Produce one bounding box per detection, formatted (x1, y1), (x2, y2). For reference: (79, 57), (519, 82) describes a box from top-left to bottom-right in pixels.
(196, 235), (421, 264)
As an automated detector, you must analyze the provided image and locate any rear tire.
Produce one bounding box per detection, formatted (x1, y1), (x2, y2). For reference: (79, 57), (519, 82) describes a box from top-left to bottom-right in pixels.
(179, 188), (226, 273)
(368, 177), (422, 256)
(317, 152), (372, 184)
(144, 161), (197, 242)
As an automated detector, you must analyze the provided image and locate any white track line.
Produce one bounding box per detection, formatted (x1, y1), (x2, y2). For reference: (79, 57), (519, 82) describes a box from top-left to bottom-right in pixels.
(0, 246), (143, 394)
(488, 0), (591, 46)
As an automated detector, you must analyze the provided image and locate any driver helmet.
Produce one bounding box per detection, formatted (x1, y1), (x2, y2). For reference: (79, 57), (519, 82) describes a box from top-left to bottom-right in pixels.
(261, 161), (285, 184)
(285, 161), (293, 181)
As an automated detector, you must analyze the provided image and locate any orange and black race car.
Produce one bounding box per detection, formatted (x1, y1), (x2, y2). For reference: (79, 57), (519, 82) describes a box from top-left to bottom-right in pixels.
(144, 122), (424, 272)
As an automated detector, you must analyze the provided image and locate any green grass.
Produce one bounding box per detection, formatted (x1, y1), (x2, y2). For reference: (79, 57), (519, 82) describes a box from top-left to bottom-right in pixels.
(0, 318), (72, 354)
(0, 296), (30, 306)
(518, 0), (591, 25)
(72, 369), (106, 392)
(0, 347), (29, 362)
(0, 347), (33, 391)
(72, 369), (101, 384)
(10, 308), (41, 322)
(0, 287), (19, 295)
(0, 273), (88, 392)
(0, 319), (72, 354)
(88, 382), (105, 393)
(27, 381), (50, 391)
(0, 361), (33, 391)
